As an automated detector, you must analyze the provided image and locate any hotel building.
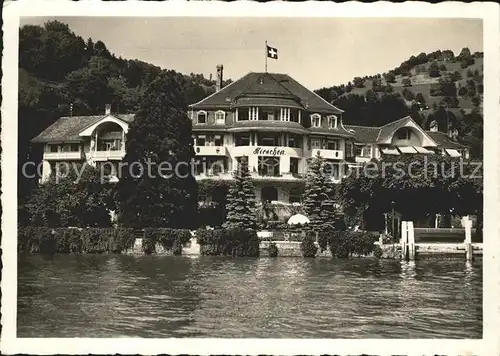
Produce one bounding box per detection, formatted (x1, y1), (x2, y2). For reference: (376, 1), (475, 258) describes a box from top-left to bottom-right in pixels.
(32, 65), (469, 205)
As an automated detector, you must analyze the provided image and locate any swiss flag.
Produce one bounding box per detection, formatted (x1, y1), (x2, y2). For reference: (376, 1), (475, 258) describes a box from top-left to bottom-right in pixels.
(267, 45), (278, 59)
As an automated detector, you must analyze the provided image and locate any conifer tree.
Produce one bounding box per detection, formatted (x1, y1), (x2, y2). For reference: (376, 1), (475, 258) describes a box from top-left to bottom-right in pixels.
(223, 156), (257, 231)
(115, 70), (197, 229)
(303, 153), (337, 232)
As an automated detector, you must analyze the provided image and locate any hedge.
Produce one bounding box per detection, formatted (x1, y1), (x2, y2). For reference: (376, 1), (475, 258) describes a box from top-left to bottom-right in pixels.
(197, 228), (260, 257)
(300, 234), (318, 257)
(19, 227), (138, 254)
(267, 242), (278, 257)
(142, 228), (192, 255)
(328, 231), (378, 258)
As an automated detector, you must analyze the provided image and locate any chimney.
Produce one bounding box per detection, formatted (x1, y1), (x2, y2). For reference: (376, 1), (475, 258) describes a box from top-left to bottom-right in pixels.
(216, 64), (223, 92)
(105, 104), (111, 115)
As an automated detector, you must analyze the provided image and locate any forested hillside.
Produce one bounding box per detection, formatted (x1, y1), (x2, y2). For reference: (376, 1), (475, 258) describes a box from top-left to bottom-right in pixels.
(315, 48), (484, 159)
(18, 20), (229, 197)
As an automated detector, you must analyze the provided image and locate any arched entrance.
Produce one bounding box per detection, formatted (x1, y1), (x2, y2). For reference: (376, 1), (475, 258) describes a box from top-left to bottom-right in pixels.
(261, 186), (278, 203)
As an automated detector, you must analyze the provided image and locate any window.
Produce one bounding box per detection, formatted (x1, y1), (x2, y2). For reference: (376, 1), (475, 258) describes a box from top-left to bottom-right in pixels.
(197, 111), (207, 124)
(196, 135), (206, 146)
(215, 111), (225, 125)
(235, 134), (250, 146)
(395, 127), (411, 140)
(237, 108), (249, 121)
(257, 133), (279, 146)
(214, 135), (223, 146)
(288, 134), (302, 148)
(311, 114), (321, 128)
(49, 144), (59, 153)
(355, 145), (371, 157)
(290, 158), (299, 174)
(311, 139), (321, 149)
(328, 115), (338, 129)
(249, 107), (259, 121)
(258, 156), (280, 177)
(345, 142), (354, 157)
(290, 110), (299, 123)
(280, 108), (290, 122)
(327, 140), (339, 150)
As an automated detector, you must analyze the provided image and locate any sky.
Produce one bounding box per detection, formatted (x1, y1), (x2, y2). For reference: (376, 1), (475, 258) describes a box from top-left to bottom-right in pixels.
(21, 17), (483, 89)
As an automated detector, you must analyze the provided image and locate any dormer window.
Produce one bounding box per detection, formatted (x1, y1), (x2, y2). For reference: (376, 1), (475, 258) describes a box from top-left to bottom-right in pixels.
(311, 114), (321, 128)
(395, 127), (411, 140)
(215, 110), (225, 125)
(197, 111), (207, 124)
(328, 115), (338, 129)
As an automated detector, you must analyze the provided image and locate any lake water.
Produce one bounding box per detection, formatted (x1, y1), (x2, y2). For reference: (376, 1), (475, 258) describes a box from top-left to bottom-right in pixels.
(17, 254), (482, 338)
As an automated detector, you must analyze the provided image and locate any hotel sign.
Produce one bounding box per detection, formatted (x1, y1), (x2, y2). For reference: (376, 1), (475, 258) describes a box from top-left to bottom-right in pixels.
(253, 147), (286, 156)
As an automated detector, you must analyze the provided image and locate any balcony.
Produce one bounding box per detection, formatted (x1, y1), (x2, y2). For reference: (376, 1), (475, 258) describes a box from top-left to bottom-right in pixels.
(89, 150), (125, 161)
(311, 148), (344, 160)
(43, 151), (84, 161)
(194, 146), (228, 156)
(194, 170), (233, 180)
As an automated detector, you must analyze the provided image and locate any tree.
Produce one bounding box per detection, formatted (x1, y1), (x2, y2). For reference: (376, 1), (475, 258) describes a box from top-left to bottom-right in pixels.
(402, 78), (412, 87)
(415, 93), (426, 104)
(471, 96), (481, 107)
(223, 156), (257, 231)
(25, 164), (113, 227)
(458, 86), (468, 97)
(402, 88), (415, 101)
(115, 70), (197, 229)
(439, 63), (447, 71)
(384, 71), (396, 83)
(428, 61), (441, 78)
(449, 70), (462, 82)
(303, 153), (338, 232)
(353, 77), (364, 88)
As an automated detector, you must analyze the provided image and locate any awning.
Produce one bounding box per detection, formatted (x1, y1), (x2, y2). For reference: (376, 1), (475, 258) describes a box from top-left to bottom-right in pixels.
(413, 146), (434, 154)
(381, 147), (400, 155)
(398, 146), (418, 154)
(445, 149), (461, 157)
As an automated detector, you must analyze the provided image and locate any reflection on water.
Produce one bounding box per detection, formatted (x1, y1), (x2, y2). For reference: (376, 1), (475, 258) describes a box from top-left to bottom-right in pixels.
(17, 255), (482, 338)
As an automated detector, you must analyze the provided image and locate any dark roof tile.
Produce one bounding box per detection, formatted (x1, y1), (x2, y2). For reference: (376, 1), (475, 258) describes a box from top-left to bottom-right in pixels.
(425, 131), (467, 149)
(190, 72), (343, 114)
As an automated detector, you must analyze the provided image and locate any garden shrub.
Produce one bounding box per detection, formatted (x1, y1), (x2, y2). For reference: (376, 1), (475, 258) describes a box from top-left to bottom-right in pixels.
(328, 231), (378, 258)
(197, 228), (260, 257)
(109, 228), (136, 253)
(18, 226), (55, 254)
(54, 228), (83, 253)
(143, 228), (191, 255)
(373, 245), (383, 259)
(81, 228), (111, 253)
(267, 242), (278, 257)
(300, 234), (318, 258)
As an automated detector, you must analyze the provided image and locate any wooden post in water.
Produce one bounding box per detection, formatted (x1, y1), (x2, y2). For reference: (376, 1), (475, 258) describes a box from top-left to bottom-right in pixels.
(463, 216), (473, 261)
(408, 221), (416, 261)
(401, 221), (408, 260)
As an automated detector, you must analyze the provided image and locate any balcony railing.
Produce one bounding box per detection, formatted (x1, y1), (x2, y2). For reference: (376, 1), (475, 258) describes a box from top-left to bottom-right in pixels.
(43, 151), (84, 161)
(89, 150), (126, 161)
(194, 146), (228, 156)
(311, 148), (344, 160)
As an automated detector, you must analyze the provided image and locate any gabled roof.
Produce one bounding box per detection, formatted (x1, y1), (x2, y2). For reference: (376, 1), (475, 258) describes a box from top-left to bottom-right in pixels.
(190, 72), (344, 114)
(425, 131), (467, 149)
(31, 114), (134, 143)
(376, 116), (414, 142)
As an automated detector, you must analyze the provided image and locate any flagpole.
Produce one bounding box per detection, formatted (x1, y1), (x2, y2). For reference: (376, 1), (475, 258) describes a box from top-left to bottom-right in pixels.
(265, 40), (268, 73)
